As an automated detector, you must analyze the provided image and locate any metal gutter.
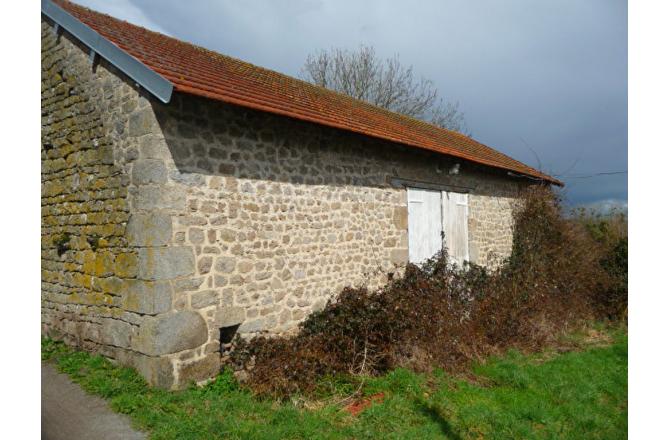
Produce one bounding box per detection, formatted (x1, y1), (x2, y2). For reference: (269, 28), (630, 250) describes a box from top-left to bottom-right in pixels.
(41, 0), (173, 103)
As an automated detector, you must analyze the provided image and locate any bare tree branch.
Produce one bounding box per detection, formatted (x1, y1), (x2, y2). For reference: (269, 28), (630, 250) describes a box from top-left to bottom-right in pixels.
(301, 45), (470, 135)
(519, 137), (543, 172)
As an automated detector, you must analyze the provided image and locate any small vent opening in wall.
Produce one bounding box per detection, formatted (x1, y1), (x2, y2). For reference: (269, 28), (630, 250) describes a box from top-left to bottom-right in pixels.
(220, 324), (240, 357)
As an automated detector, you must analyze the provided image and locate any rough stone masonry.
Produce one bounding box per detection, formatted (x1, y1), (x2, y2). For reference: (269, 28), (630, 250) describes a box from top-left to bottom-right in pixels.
(41, 20), (528, 388)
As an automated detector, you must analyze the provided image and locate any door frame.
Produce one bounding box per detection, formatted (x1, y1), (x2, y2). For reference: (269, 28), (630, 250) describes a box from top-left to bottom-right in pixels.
(389, 176), (474, 193)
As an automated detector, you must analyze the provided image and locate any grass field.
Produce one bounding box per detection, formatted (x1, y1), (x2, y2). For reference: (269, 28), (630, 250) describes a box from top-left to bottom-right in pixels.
(41, 327), (627, 439)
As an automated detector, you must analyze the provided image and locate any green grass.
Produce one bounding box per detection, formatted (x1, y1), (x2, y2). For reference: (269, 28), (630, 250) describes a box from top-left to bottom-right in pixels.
(41, 328), (627, 439)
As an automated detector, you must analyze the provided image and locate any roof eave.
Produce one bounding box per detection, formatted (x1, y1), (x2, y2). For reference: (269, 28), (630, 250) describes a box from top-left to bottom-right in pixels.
(506, 170), (564, 187)
(171, 87), (563, 186)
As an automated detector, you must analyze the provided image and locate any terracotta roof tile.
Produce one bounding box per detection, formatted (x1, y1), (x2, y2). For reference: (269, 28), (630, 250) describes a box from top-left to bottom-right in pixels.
(52, 0), (561, 185)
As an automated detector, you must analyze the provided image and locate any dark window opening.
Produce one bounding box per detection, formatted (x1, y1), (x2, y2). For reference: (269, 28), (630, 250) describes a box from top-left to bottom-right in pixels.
(220, 324), (240, 357)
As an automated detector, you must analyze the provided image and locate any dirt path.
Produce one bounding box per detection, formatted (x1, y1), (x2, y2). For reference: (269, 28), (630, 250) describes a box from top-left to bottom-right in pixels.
(41, 363), (146, 440)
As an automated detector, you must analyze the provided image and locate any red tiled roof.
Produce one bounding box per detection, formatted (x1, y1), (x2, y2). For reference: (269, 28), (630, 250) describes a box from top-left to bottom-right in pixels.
(52, 0), (561, 185)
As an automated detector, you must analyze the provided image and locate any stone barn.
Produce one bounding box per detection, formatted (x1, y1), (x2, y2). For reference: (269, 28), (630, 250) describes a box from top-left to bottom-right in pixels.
(41, 0), (561, 388)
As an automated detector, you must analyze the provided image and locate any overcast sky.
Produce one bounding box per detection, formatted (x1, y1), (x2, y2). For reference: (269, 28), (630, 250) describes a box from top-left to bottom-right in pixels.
(73, 0), (627, 208)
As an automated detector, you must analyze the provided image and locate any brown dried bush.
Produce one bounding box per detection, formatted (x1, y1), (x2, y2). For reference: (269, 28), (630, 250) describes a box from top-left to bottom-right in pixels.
(230, 186), (625, 398)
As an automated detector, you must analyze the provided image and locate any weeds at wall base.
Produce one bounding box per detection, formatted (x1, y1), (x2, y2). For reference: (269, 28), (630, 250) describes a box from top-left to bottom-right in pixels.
(230, 187), (628, 398)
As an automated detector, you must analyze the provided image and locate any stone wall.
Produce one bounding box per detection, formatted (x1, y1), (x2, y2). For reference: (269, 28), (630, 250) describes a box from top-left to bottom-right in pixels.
(41, 23), (138, 354)
(41, 21), (211, 388)
(41, 18), (528, 388)
(152, 93), (527, 336)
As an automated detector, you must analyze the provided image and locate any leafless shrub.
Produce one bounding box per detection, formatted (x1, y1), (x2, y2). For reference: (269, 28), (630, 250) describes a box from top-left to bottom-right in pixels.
(231, 187), (625, 398)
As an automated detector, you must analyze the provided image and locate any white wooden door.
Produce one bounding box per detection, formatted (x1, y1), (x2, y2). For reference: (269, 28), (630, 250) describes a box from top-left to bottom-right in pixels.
(407, 187), (443, 264)
(442, 191), (469, 266)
